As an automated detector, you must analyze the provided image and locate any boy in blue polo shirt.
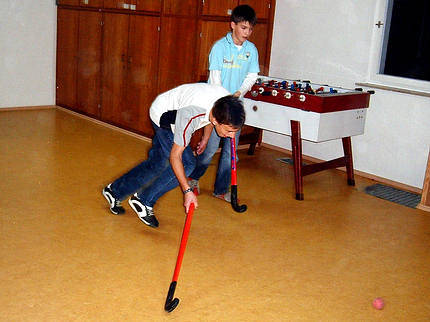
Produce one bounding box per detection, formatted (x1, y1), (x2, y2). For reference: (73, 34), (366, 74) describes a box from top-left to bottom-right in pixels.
(188, 4), (259, 202)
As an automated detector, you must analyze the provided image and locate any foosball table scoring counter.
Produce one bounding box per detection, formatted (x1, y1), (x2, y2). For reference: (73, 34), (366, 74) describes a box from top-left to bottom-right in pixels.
(243, 76), (374, 200)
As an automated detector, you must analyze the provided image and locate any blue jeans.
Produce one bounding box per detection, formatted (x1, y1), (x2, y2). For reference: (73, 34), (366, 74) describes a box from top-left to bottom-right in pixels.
(189, 128), (241, 195)
(110, 123), (196, 207)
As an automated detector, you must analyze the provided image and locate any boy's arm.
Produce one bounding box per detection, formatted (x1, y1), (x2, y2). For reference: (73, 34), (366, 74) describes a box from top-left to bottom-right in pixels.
(195, 123), (214, 155)
(170, 143), (198, 212)
(236, 72), (259, 97)
(208, 70), (222, 86)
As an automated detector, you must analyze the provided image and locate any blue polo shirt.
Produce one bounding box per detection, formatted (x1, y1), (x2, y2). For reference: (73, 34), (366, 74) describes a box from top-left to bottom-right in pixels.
(209, 32), (260, 94)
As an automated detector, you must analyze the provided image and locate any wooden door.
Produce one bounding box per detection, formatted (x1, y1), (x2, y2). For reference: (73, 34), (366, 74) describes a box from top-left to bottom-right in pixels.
(197, 20), (229, 80)
(249, 23), (269, 75)
(76, 11), (102, 118)
(201, 0), (237, 16)
(239, 0), (271, 19)
(56, 8), (78, 109)
(125, 15), (160, 136)
(158, 16), (198, 93)
(163, 0), (198, 15)
(135, 0), (161, 12)
(101, 13), (129, 126)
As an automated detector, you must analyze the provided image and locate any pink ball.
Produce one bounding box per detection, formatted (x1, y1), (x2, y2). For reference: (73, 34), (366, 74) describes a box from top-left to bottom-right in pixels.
(372, 297), (385, 310)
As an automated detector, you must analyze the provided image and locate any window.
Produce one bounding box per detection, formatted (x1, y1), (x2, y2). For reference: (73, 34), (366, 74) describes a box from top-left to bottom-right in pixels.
(366, 0), (430, 94)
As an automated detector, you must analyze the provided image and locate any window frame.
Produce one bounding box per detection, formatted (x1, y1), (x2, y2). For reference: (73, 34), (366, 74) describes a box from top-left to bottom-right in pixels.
(365, 0), (430, 94)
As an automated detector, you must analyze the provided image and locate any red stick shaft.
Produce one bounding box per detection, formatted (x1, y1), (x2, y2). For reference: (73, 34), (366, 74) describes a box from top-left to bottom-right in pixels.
(231, 137), (237, 186)
(172, 203), (195, 282)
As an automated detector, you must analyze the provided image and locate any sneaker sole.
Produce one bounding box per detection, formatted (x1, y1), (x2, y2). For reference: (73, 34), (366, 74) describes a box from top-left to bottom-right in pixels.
(128, 198), (157, 228)
(102, 189), (124, 215)
(213, 194), (233, 203)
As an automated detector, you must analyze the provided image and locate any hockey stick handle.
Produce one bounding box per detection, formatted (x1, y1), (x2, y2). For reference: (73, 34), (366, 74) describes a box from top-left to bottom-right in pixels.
(172, 203), (195, 281)
(230, 137), (247, 213)
(164, 203), (195, 312)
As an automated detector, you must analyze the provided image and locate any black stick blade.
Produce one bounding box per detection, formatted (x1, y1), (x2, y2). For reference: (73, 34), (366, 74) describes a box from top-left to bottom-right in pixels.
(165, 281), (179, 312)
(231, 185), (247, 213)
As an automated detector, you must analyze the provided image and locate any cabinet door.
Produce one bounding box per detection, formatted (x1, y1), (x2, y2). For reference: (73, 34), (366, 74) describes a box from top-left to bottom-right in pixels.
(103, 0), (127, 9)
(249, 22), (269, 75)
(76, 11), (102, 117)
(163, 0), (197, 15)
(57, 0), (79, 5)
(125, 15), (160, 136)
(202, 0), (237, 16)
(80, 0), (103, 8)
(239, 0), (271, 19)
(197, 20), (228, 80)
(56, 8), (78, 108)
(135, 0), (161, 12)
(158, 16), (198, 93)
(101, 13), (129, 126)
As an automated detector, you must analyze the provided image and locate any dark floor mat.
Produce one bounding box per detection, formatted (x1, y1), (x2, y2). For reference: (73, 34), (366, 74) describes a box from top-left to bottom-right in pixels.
(365, 183), (421, 208)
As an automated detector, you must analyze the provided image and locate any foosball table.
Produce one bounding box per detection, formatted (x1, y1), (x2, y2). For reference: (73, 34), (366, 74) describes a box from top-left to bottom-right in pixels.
(243, 76), (374, 200)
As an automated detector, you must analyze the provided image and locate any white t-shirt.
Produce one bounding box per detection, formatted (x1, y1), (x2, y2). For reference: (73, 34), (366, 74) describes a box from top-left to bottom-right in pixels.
(150, 83), (230, 128)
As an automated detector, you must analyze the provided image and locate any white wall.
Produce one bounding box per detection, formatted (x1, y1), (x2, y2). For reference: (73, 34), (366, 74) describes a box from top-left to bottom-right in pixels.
(267, 0), (430, 189)
(0, 1), (56, 108)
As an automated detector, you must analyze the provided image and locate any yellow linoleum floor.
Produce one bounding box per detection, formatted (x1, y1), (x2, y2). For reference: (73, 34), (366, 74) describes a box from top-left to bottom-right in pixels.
(1, 107), (429, 321)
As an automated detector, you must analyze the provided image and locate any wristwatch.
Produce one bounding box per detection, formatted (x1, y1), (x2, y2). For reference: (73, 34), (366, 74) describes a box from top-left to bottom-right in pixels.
(183, 187), (193, 194)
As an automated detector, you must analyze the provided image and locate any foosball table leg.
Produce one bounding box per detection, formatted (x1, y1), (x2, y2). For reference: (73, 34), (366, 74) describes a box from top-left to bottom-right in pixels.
(291, 120), (304, 200)
(342, 137), (355, 186)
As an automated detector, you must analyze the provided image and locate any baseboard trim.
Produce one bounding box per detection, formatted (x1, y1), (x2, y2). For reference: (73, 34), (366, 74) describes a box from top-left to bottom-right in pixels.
(261, 142), (422, 195)
(56, 106), (152, 143)
(0, 105), (55, 111)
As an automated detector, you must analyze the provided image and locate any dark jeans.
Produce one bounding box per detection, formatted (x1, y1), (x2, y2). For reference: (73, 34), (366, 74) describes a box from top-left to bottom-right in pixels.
(110, 123), (196, 207)
(189, 128), (241, 195)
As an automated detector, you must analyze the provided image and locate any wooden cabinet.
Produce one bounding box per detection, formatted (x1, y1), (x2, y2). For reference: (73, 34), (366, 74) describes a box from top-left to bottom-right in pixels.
(56, 9), (102, 117)
(248, 22), (269, 75)
(56, 8), (78, 109)
(56, 1), (275, 145)
(80, 0), (103, 8)
(157, 16), (198, 93)
(197, 20), (229, 79)
(76, 10), (102, 117)
(101, 13), (159, 136)
(103, 0), (161, 11)
(126, 15), (160, 136)
(103, 0), (129, 10)
(57, 0), (103, 7)
(163, 0), (198, 15)
(202, 0), (237, 16)
(135, 0), (161, 12)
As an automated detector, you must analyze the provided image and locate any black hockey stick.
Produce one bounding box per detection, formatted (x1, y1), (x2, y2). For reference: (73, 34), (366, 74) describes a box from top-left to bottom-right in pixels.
(230, 137), (247, 213)
(164, 203), (195, 312)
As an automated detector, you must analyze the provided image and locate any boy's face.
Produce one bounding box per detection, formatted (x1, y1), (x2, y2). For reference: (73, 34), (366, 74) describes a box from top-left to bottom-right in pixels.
(230, 21), (253, 45)
(214, 122), (239, 139)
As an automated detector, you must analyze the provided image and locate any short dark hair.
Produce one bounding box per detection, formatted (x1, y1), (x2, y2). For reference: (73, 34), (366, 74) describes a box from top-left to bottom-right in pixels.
(212, 95), (245, 129)
(231, 5), (257, 26)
